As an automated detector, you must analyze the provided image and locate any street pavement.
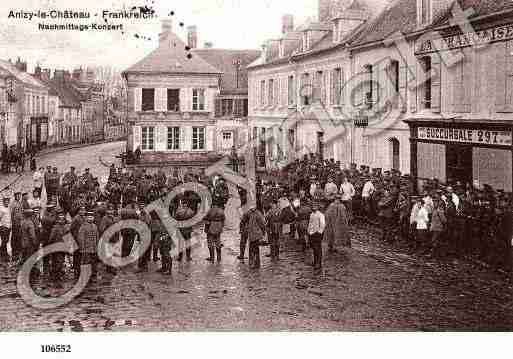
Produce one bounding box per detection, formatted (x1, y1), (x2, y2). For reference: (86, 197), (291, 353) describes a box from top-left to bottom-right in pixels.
(0, 142), (512, 331)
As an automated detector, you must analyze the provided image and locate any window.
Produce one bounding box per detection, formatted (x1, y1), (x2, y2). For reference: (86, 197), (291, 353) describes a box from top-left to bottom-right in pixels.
(260, 80), (266, 107)
(233, 99), (244, 117)
(167, 89), (180, 111)
(167, 127), (180, 150)
(301, 73), (311, 105)
(222, 131), (233, 149)
(421, 56), (432, 109)
(243, 99), (248, 117)
(390, 60), (400, 93)
(332, 68), (342, 105)
(268, 79), (274, 106)
(288, 75), (296, 106)
(192, 127), (205, 150)
(364, 65), (373, 108)
(192, 89), (205, 111)
(313, 71), (323, 103)
(142, 88), (155, 112)
(222, 99), (233, 116)
(390, 138), (400, 171)
(420, 0), (431, 25)
(141, 126), (155, 150)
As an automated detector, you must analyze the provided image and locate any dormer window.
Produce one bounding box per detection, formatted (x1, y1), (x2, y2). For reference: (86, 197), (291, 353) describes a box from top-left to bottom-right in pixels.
(302, 31), (311, 52)
(418, 0), (432, 26)
(279, 40), (285, 58)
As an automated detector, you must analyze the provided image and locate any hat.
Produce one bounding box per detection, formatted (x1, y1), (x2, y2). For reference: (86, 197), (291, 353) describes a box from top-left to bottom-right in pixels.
(14, 192), (21, 196)
(22, 192), (28, 196)
(2, 197), (10, 201)
(23, 208), (33, 214)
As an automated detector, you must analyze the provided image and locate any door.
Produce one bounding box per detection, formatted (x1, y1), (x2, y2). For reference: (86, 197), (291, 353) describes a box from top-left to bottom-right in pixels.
(446, 143), (473, 185)
(317, 132), (324, 159)
(390, 138), (400, 171)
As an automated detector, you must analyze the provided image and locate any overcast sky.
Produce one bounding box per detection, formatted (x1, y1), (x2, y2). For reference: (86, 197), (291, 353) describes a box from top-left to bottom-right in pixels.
(0, 0), (318, 73)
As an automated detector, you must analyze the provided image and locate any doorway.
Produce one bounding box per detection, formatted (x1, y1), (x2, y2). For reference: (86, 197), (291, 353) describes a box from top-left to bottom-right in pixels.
(389, 138), (400, 171)
(446, 143), (473, 185)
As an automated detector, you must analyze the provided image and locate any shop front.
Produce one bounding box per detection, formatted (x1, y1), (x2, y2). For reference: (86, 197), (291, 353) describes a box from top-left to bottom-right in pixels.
(406, 119), (513, 192)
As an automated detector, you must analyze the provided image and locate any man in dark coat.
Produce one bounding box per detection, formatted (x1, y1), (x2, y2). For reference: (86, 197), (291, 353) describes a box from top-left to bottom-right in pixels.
(175, 201), (195, 262)
(204, 202), (226, 263)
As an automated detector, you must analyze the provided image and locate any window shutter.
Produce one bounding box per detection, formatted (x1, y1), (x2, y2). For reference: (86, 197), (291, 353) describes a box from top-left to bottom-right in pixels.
(496, 41), (513, 113)
(134, 88), (142, 112)
(399, 61), (408, 113)
(133, 126), (141, 150)
(215, 99), (222, 117)
(329, 70), (335, 105)
(410, 61), (418, 113)
(183, 126), (192, 151)
(155, 88), (163, 112)
(179, 88), (187, 112)
(462, 50), (472, 113)
(206, 126), (215, 151)
(431, 54), (442, 113)
(162, 88), (168, 112)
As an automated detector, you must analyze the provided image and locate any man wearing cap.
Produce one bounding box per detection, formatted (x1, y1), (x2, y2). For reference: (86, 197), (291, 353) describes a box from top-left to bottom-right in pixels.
(48, 212), (68, 283)
(0, 197), (11, 261)
(99, 204), (120, 275)
(9, 192), (23, 262)
(77, 212), (100, 281)
(20, 208), (38, 269)
(70, 206), (86, 279)
(174, 200), (195, 263)
(40, 203), (57, 275)
(325, 194), (350, 253)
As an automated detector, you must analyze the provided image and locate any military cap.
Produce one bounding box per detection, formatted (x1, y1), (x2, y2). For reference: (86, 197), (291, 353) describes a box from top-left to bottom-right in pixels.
(2, 196), (10, 201)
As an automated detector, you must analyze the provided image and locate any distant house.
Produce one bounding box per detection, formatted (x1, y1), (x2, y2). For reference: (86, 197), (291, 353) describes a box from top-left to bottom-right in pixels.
(122, 19), (260, 169)
(0, 58), (50, 149)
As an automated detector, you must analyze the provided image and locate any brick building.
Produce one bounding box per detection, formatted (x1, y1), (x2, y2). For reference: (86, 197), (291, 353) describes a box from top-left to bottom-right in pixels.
(123, 19), (259, 169)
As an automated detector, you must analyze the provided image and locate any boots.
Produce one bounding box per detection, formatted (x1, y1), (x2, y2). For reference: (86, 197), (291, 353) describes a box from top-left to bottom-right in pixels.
(165, 258), (172, 276)
(186, 248), (192, 261)
(206, 248), (215, 262)
(237, 243), (246, 260)
(216, 248), (222, 263)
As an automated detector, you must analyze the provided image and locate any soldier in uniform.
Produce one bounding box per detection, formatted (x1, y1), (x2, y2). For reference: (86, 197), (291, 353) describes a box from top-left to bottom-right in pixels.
(175, 200), (195, 263)
(70, 206), (86, 279)
(99, 204), (119, 275)
(20, 208), (39, 277)
(40, 203), (57, 276)
(48, 211), (68, 284)
(204, 201), (226, 263)
(265, 199), (282, 260)
(77, 211), (100, 282)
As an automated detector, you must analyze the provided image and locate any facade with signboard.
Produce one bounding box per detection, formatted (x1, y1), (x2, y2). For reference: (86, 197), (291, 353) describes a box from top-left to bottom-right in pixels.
(405, 1), (513, 191)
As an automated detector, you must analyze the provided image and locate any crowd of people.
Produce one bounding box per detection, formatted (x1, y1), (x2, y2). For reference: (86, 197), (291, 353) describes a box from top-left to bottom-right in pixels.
(255, 153), (513, 272)
(1, 144), (38, 174)
(0, 151), (511, 290)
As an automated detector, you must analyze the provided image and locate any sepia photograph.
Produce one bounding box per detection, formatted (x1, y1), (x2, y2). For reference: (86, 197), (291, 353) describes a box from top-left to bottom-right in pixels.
(0, 0), (512, 354)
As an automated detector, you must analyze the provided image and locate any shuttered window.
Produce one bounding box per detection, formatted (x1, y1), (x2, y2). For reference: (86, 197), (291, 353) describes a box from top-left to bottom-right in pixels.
(192, 89), (205, 111)
(167, 89), (180, 112)
(453, 49), (472, 113)
(496, 40), (513, 113)
(288, 75), (296, 106)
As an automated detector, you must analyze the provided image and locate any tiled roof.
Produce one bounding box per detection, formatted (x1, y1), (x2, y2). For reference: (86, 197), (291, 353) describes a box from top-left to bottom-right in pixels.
(0, 59), (47, 89)
(123, 32), (221, 75)
(193, 48), (261, 94)
(350, 0), (513, 48)
(40, 78), (82, 108)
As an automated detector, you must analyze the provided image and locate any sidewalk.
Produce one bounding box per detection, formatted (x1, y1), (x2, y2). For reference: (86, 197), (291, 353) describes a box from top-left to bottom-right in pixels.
(37, 139), (126, 158)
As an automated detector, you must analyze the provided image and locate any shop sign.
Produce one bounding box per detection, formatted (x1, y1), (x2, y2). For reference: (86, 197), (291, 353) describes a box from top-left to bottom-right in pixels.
(418, 127), (512, 146)
(416, 23), (513, 54)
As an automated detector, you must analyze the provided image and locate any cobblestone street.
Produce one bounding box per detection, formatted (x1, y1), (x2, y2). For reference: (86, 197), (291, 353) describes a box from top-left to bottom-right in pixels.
(0, 142), (512, 331)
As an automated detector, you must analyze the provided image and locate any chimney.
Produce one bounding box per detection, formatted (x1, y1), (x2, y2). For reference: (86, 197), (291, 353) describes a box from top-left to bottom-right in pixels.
(318, 0), (332, 22)
(15, 57), (27, 72)
(64, 70), (71, 82)
(72, 67), (83, 81)
(204, 41), (213, 49)
(86, 69), (95, 83)
(282, 14), (294, 34)
(187, 25), (198, 49)
(41, 69), (51, 82)
(159, 19), (173, 44)
(34, 65), (42, 78)
(54, 69), (66, 83)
